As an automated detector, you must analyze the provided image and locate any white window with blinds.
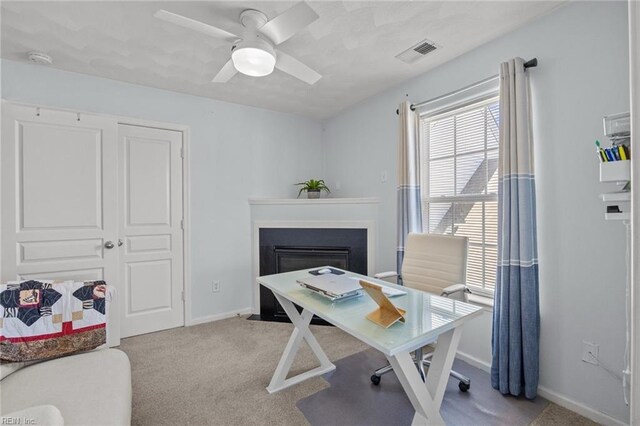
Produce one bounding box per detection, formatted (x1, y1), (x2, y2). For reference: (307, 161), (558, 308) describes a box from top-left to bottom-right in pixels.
(420, 94), (499, 297)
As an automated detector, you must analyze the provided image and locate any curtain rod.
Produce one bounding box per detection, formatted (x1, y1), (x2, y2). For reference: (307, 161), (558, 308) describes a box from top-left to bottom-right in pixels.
(396, 58), (538, 115)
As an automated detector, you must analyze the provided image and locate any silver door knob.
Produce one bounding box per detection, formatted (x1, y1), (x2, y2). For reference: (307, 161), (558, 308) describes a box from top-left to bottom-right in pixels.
(104, 241), (115, 249)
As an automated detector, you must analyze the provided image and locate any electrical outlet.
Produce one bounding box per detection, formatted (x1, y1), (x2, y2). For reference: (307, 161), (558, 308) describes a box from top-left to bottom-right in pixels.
(582, 341), (599, 365)
(212, 281), (221, 293)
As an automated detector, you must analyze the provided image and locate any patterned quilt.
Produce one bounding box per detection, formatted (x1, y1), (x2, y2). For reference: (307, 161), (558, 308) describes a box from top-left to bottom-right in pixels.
(0, 280), (109, 362)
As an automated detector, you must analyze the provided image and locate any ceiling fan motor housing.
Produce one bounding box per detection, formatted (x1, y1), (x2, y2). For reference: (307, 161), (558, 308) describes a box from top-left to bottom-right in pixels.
(231, 9), (277, 77)
(240, 9), (268, 30)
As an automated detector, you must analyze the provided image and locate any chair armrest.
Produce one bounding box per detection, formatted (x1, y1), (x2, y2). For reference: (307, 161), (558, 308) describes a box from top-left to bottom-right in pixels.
(374, 271), (399, 279)
(441, 284), (468, 297)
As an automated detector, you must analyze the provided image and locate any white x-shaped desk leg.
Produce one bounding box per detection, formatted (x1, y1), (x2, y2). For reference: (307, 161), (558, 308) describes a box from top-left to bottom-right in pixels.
(267, 293), (336, 394)
(386, 326), (463, 426)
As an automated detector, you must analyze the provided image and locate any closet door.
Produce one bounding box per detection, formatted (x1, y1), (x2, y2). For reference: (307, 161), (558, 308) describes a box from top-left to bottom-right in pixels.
(118, 124), (184, 337)
(1, 104), (120, 335)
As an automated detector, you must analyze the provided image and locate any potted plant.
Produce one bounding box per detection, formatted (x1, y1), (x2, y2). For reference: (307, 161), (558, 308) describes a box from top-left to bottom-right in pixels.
(295, 179), (331, 199)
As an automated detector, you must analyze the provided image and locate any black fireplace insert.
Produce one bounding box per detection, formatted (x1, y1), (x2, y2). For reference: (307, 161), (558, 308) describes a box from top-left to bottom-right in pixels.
(257, 228), (367, 324)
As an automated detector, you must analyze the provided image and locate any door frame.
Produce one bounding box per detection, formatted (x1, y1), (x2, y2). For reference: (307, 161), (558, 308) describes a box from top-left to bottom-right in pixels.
(0, 100), (193, 329)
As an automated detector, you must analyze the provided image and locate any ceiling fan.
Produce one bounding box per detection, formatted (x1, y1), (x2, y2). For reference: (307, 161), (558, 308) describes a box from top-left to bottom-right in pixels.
(154, 2), (321, 85)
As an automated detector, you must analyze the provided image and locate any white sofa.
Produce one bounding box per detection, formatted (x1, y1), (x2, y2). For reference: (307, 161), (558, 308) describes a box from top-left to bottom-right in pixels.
(1, 348), (132, 425)
(0, 286), (131, 425)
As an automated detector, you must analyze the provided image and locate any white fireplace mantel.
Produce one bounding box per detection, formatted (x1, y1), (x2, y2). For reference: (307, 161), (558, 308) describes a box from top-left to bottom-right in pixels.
(248, 197), (380, 206)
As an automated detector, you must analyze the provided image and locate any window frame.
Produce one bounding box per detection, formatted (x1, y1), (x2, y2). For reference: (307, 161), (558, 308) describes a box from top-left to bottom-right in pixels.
(419, 91), (500, 298)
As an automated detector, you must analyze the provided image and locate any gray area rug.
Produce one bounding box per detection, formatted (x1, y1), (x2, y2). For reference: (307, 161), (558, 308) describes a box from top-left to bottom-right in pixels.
(297, 348), (549, 426)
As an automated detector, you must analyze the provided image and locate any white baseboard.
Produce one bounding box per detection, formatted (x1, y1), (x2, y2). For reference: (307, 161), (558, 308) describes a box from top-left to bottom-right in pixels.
(456, 350), (491, 372)
(455, 351), (628, 426)
(536, 386), (628, 426)
(187, 307), (253, 326)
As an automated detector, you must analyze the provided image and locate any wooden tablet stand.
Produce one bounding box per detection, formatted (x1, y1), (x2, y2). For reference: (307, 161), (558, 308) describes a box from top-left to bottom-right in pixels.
(359, 280), (406, 328)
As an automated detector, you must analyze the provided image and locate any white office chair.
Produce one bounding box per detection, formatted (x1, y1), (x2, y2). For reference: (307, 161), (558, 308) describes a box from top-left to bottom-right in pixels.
(371, 232), (472, 392)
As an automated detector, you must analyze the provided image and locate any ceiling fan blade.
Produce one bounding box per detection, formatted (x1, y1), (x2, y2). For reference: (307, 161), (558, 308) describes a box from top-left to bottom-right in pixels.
(155, 10), (238, 42)
(275, 51), (321, 85)
(259, 2), (319, 45)
(212, 59), (238, 83)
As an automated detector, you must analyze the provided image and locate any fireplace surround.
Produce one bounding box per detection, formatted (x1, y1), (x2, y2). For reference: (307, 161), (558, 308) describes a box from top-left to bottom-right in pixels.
(249, 197), (380, 323)
(257, 227), (368, 322)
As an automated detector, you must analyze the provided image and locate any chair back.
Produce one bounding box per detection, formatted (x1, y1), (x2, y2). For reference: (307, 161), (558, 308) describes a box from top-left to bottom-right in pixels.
(401, 233), (468, 295)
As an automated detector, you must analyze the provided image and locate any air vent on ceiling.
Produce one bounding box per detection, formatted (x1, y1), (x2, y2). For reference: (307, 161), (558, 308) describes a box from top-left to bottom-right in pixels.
(395, 38), (440, 64)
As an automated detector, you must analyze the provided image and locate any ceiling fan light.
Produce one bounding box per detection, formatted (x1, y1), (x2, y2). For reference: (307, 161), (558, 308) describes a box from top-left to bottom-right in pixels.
(231, 41), (276, 77)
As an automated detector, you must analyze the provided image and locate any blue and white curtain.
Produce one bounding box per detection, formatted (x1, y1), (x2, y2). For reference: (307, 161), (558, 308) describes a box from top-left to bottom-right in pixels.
(397, 101), (423, 281)
(491, 58), (540, 399)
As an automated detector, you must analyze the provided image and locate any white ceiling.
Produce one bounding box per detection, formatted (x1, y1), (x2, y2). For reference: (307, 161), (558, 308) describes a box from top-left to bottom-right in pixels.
(1, 1), (564, 119)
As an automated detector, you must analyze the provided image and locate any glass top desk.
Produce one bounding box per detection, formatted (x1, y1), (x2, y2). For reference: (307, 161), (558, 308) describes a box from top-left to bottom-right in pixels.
(258, 267), (483, 425)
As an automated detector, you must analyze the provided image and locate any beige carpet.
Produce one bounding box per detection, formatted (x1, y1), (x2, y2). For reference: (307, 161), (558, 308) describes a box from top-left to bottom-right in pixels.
(530, 404), (598, 426)
(119, 316), (597, 426)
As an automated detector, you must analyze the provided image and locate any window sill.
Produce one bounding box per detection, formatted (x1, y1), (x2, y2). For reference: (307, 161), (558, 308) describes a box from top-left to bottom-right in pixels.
(468, 293), (494, 311)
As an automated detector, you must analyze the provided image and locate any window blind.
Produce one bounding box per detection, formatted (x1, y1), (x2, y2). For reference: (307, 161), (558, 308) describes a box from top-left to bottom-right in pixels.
(421, 96), (499, 296)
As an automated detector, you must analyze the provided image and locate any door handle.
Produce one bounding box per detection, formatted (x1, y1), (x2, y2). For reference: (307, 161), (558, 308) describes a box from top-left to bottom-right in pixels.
(104, 241), (115, 249)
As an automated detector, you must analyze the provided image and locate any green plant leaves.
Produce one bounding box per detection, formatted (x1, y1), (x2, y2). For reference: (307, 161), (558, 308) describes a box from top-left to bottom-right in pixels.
(294, 179), (331, 198)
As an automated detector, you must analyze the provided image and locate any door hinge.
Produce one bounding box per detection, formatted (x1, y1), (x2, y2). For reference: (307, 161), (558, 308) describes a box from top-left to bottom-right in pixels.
(180, 219), (184, 230)
(180, 147), (184, 158)
(181, 291), (185, 302)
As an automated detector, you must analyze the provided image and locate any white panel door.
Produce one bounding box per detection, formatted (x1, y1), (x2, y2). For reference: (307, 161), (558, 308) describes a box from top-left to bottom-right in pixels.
(1, 104), (120, 335)
(119, 124), (184, 337)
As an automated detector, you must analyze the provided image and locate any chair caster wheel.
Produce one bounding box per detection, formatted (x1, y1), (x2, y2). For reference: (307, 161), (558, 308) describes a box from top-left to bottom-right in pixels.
(371, 374), (381, 386)
(458, 381), (470, 392)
